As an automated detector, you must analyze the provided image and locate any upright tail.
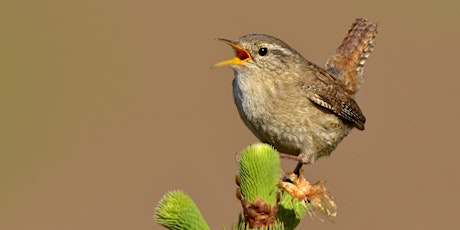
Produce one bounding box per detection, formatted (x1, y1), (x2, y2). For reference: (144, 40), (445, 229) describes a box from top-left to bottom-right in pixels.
(325, 18), (377, 97)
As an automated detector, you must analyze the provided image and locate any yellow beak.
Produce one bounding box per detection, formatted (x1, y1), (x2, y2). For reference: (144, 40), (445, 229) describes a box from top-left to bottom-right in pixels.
(213, 38), (252, 67)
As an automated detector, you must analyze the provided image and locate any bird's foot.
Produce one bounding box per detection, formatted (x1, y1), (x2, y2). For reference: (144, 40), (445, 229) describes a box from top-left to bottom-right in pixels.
(278, 153), (303, 162)
(278, 153), (312, 176)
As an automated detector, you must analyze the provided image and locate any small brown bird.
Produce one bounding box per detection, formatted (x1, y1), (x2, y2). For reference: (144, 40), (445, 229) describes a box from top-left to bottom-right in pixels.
(214, 18), (377, 169)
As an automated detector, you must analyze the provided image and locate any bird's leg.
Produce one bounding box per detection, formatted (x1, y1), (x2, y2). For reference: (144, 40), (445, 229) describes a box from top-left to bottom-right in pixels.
(278, 153), (311, 176)
(278, 153), (303, 162)
(293, 162), (304, 177)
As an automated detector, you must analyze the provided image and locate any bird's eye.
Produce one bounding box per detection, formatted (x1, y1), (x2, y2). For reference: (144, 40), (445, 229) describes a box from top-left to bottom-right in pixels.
(258, 47), (268, 56)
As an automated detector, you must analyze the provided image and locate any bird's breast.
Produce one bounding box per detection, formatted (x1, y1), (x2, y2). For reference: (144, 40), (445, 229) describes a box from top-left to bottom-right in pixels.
(232, 70), (352, 159)
(232, 71), (309, 153)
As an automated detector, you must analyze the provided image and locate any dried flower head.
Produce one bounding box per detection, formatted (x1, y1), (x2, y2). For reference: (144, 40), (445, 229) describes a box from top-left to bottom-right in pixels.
(280, 169), (337, 222)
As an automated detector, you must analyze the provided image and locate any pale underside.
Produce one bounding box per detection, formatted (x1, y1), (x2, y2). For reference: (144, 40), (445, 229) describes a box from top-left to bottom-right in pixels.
(232, 68), (352, 163)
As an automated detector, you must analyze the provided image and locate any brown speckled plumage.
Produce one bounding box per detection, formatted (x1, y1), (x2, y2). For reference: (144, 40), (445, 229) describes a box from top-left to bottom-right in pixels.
(326, 18), (377, 97)
(216, 18), (377, 164)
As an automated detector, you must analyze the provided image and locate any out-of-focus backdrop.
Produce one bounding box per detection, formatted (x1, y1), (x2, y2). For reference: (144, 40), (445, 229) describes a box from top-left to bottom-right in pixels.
(1, 1), (459, 229)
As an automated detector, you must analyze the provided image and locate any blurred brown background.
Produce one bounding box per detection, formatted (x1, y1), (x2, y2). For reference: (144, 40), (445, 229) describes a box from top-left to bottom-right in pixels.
(1, 0), (459, 229)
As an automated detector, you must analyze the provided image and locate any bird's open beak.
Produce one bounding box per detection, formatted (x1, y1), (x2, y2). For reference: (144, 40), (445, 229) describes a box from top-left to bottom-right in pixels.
(213, 38), (252, 67)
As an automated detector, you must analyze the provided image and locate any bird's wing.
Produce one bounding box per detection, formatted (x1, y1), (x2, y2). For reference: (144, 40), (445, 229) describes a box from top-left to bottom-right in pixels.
(303, 64), (366, 130)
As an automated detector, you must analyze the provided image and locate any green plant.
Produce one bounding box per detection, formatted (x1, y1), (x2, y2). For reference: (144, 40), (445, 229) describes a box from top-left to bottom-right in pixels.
(154, 143), (325, 230)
